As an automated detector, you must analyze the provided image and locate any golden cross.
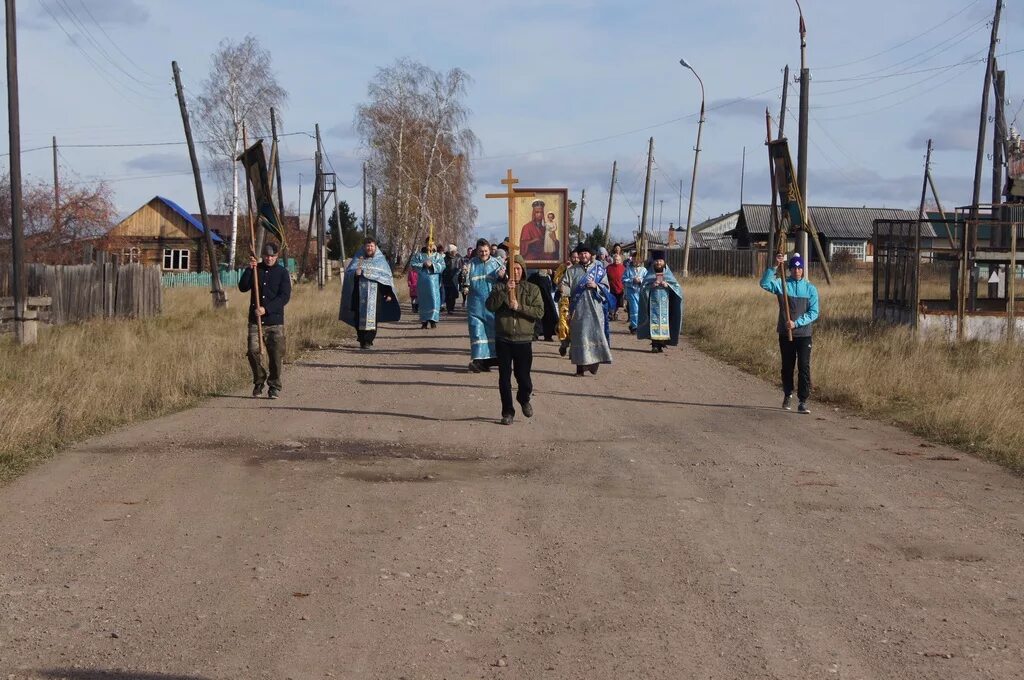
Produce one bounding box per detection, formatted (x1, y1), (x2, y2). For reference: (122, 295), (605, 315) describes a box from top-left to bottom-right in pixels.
(485, 169), (534, 278)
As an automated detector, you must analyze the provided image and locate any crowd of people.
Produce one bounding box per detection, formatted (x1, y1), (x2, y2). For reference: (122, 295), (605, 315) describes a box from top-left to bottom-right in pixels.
(239, 236), (820, 424)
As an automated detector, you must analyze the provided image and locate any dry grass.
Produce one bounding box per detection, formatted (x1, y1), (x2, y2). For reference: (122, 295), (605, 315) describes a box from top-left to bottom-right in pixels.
(0, 280), (351, 483)
(684, 274), (1024, 473)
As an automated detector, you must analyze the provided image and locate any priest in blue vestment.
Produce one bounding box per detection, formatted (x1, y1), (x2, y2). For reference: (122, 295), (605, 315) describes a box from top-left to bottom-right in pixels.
(339, 238), (401, 349)
(560, 245), (613, 376)
(623, 250), (648, 334)
(410, 242), (446, 329)
(637, 250), (683, 353)
(466, 238), (504, 372)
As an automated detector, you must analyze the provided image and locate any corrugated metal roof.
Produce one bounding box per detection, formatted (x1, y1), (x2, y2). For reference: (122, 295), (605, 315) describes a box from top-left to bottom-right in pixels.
(739, 204), (935, 239)
(155, 196), (224, 244)
(690, 232), (736, 250)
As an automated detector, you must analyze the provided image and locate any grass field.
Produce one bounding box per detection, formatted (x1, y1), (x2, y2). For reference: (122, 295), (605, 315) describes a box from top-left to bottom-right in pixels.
(0, 280), (351, 483)
(684, 273), (1024, 473)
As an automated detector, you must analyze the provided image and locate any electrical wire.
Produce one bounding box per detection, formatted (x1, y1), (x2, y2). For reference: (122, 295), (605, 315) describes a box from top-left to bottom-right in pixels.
(75, 0), (160, 85)
(817, 0), (983, 71)
(55, 0), (161, 91)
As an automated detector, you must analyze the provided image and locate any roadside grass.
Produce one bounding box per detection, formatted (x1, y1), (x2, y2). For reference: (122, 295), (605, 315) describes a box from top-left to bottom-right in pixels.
(0, 280), (351, 483)
(684, 274), (1024, 473)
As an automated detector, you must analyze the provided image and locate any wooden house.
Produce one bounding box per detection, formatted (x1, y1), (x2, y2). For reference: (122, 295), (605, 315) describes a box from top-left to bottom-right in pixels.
(104, 196), (224, 272)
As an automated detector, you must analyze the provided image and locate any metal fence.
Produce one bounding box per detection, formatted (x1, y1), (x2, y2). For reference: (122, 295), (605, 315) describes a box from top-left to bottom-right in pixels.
(1, 262), (162, 325)
(666, 249), (767, 277)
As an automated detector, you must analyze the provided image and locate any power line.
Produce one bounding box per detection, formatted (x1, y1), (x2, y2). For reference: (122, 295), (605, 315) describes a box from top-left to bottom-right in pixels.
(37, 0), (163, 107)
(0, 130), (314, 156)
(55, 0), (161, 92)
(817, 0), (982, 71)
(75, 0), (159, 85)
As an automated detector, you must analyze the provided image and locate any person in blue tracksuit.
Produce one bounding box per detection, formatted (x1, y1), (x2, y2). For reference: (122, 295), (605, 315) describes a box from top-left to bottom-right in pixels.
(760, 252), (819, 414)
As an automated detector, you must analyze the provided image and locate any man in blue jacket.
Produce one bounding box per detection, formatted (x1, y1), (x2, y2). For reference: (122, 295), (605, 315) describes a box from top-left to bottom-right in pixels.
(760, 252), (819, 414)
(239, 243), (292, 399)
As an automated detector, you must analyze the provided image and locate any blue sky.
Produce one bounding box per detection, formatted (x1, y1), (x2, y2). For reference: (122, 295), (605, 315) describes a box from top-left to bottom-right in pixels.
(3, 0), (1023, 244)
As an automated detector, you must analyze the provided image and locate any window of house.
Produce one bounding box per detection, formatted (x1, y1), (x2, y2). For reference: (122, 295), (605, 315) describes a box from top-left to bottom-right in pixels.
(121, 247), (141, 264)
(162, 248), (190, 271)
(830, 240), (867, 261)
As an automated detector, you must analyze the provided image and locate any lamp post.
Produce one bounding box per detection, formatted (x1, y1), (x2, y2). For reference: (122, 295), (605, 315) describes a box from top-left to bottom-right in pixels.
(679, 58), (705, 278)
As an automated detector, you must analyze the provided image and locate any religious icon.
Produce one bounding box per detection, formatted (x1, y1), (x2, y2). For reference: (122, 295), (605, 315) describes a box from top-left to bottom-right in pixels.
(512, 188), (568, 267)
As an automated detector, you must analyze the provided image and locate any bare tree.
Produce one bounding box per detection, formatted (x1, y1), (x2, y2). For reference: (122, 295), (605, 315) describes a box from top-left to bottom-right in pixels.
(356, 59), (478, 262)
(193, 35), (288, 268)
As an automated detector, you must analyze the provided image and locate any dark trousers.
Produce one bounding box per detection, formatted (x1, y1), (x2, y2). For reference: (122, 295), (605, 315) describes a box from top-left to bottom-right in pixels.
(496, 338), (533, 416)
(779, 335), (812, 401)
(248, 323), (285, 390)
(444, 286), (459, 312)
(357, 329), (377, 345)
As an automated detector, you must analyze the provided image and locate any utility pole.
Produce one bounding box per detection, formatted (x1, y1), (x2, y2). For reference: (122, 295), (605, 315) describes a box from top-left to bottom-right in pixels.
(969, 0), (1002, 254)
(371, 185), (378, 238)
(658, 199), (664, 231)
(640, 137), (654, 242)
(604, 160), (616, 248)
(267, 107), (285, 260)
(778, 65), (790, 137)
(796, 0), (811, 275)
(6, 0), (31, 343)
(577, 188), (586, 245)
(918, 139), (934, 223)
(993, 68), (1007, 209)
(681, 83), (706, 278)
(677, 179), (683, 233)
(740, 146), (747, 205)
(651, 179), (657, 235)
(172, 60), (225, 308)
(52, 136), (60, 236)
(315, 123), (325, 289)
(362, 162), (368, 233)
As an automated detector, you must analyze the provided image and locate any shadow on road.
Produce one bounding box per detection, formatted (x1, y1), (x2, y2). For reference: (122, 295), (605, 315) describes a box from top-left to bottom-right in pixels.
(38, 670), (210, 680)
(222, 404), (495, 424)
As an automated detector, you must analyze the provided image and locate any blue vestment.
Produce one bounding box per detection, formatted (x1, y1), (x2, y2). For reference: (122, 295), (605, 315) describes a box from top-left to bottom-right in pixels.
(567, 262), (613, 366)
(466, 256), (503, 359)
(638, 267), (683, 345)
(410, 252), (446, 322)
(339, 248), (401, 330)
(623, 261), (648, 329)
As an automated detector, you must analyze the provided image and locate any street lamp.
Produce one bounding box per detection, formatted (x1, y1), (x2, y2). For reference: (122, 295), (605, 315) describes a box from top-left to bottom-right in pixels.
(679, 58), (705, 278)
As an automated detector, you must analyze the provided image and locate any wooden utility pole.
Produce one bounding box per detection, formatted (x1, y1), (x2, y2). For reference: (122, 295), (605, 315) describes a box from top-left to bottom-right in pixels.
(917, 140), (933, 223)
(315, 123), (325, 289)
(362, 162), (368, 233)
(604, 160), (616, 248)
(371, 185), (378, 238)
(6, 0), (31, 343)
(778, 65), (790, 138)
(172, 60), (225, 307)
(739, 146), (747, 205)
(299, 167), (320, 279)
(577, 188), (586, 245)
(51, 136), (60, 236)
(640, 137), (654, 243)
(993, 69), (1007, 209)
(969, 0), (1003, 253)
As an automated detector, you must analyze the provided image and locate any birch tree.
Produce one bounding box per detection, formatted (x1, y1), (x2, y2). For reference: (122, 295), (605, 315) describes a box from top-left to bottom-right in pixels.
(194, 35), (287, 268)
(356, 59), (478, 262)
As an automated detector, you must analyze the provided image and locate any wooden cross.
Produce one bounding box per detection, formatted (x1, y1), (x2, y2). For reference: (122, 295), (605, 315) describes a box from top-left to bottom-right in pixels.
(485, 169), (534, 285)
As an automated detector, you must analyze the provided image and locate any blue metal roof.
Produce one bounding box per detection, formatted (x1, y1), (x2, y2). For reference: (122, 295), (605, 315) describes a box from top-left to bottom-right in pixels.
(155, 196), (224, 244)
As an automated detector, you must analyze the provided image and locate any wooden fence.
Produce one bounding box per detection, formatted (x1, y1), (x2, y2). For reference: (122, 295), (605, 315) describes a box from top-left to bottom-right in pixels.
(0, 262), (162, 325)
(666, 249), (768, 277)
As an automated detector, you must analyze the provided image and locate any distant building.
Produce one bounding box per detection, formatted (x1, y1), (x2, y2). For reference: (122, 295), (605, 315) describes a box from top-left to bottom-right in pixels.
(105, 196), (225, 272)
(730, 204), (932, 261)
(105, 197), (310, 272)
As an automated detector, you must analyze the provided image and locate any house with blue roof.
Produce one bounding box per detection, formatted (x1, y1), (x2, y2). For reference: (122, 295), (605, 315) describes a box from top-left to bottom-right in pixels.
(105, 196), (225, 273)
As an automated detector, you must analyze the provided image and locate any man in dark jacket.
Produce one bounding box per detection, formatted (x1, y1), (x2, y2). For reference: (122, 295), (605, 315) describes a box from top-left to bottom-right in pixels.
(239, 242), (292, 399)
(443, 245), (463, 314)
(486, 255), (545, 425)
(760, 252), (820, 414)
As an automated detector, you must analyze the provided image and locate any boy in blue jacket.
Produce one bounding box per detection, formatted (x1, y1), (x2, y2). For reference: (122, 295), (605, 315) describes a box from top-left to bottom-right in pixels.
(760, 252), (819, 414)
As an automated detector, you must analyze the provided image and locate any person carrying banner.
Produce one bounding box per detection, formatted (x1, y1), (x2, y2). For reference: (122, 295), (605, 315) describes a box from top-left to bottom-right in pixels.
(760, 252), (819, 414)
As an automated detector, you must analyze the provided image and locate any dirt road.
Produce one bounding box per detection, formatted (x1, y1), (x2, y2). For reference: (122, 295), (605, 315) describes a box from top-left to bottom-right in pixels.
(1, 309), (1022, 679)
